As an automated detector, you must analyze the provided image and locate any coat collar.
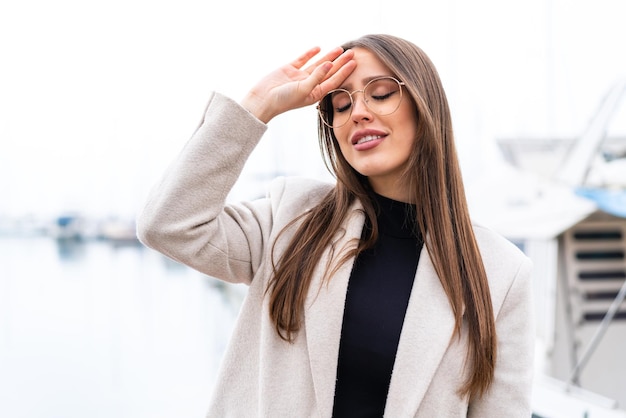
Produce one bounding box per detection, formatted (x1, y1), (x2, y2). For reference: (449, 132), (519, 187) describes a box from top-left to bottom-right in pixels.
(304, 200), (363, 418)
(303, 200), (456, 417)
(383, 245), (456, 416)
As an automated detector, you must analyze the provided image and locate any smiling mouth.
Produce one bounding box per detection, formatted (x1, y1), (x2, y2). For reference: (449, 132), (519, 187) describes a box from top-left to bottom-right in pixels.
(355, 135), (383, 145)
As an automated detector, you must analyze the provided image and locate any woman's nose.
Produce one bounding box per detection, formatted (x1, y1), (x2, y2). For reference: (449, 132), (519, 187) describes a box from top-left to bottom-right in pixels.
(350, 93), (372, 122)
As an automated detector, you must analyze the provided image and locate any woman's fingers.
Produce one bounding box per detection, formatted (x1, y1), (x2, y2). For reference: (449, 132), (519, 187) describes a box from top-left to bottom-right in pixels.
(297, 61), (334, 100)
(290, 46), (323, 70)
(290, 45), (355, 85)
(311, 49), (356, 93)
(299, 52), (356, 103)
(242, 45), (356, 122)
(322, 49), (354, 80)
(301, 46), (345, 73)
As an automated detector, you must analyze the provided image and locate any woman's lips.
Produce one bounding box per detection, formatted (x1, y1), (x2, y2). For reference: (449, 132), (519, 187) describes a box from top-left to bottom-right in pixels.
(353, 134), (385, 151)
(352, 130), (387, 151)
(355, 134), (383, 145)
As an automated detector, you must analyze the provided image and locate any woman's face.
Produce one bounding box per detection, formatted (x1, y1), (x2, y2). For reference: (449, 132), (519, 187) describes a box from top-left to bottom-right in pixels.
(332, 47), (418, 202)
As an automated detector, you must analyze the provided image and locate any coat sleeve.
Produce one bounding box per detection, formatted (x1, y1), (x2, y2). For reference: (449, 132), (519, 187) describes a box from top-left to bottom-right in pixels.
(469, 256), (535, 417)
(135, 91), (272, 284)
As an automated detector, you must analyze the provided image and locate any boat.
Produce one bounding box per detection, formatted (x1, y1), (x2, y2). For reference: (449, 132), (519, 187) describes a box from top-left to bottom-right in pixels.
(468, 79), (626, 416)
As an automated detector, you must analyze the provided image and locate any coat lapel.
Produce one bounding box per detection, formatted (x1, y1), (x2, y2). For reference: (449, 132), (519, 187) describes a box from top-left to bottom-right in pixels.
(304, 202), (364, 418)
(304, 205), (456, 417)
(384, 243), (457, 416)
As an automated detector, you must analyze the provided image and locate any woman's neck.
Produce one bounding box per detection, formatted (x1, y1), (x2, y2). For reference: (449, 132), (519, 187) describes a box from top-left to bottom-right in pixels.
(368, 178), (413, 204)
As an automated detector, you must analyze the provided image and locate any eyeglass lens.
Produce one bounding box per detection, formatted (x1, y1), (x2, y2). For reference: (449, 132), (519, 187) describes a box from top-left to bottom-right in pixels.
(320, 77), (403, 128)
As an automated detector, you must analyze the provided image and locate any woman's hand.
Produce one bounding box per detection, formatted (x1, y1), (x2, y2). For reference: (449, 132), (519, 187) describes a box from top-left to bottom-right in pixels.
(241, 46), (356, 124)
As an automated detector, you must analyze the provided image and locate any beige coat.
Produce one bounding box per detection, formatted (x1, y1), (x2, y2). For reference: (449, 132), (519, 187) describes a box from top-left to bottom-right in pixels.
(137, 92), (535, 417)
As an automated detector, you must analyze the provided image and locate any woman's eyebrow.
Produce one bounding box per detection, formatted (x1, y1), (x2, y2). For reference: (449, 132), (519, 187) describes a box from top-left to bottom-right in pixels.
(339, 75), (394, 91)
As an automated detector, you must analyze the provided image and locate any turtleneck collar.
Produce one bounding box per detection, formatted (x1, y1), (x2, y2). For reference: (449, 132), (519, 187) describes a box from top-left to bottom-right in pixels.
(372, 192), (420, 239)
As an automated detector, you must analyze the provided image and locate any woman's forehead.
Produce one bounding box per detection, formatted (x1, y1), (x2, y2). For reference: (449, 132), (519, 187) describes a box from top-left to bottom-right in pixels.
(340, 48), (394, 89)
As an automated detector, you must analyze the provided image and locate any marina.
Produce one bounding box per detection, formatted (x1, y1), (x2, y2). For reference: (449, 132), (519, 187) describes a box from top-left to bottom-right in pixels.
(470, 78), (626, 416)
(0, 235), (244, 418)
(2, 1), (626, 416)
(1, 79), (625, 418)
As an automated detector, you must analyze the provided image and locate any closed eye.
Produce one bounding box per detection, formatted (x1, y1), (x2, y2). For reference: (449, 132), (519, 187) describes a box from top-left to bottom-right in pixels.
(336, 102), (352, 113)
(371, 89), (398, 102)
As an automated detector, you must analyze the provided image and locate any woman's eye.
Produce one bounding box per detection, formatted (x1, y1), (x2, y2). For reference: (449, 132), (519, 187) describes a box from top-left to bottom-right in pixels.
(335, 102), (352, 113)
(332, 94), (352, 113)
(371, 90), (396, 101)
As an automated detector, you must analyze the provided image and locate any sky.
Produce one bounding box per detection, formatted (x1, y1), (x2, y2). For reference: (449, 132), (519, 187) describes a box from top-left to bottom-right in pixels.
(1, 0), (626, 220)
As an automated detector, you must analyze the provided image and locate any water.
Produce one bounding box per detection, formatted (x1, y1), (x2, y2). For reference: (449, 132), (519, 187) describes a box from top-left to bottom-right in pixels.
(0, 237), (244, 418)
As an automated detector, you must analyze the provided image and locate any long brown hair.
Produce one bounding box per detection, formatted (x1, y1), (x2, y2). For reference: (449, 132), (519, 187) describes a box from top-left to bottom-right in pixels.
(267, 34), (496, 399)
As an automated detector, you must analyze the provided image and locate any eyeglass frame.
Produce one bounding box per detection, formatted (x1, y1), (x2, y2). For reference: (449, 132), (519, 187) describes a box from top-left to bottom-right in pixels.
(317, 76), (406, 129)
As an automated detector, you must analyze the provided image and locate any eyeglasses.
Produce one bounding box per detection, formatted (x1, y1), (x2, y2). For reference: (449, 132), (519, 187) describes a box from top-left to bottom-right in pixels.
(317, 76), (405, 128)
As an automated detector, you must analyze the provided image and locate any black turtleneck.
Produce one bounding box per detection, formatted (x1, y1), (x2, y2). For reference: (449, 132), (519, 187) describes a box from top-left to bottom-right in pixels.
(332, 193), (424, 418)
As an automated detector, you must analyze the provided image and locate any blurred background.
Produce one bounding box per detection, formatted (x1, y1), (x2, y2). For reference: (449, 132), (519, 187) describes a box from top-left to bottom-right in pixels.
(1, 0), (626, 417)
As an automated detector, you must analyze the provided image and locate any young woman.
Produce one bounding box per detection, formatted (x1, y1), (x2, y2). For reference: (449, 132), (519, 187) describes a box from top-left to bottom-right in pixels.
(137, 34), (535, 417)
